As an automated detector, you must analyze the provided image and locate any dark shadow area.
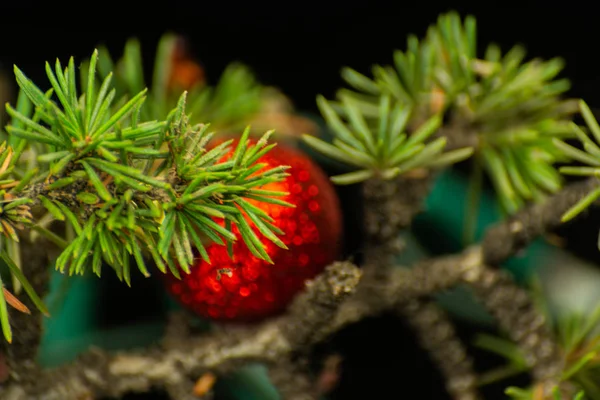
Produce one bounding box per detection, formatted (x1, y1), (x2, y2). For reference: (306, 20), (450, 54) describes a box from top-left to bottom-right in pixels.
(311, 312), (530, 400)
(102, 390), (170, 400)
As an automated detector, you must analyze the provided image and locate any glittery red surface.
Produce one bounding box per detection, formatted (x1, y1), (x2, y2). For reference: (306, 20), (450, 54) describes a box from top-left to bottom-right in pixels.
(163, 140), (343, 322)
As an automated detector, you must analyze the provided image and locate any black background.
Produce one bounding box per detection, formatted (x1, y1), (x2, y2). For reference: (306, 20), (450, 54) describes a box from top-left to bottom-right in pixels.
(2, 1), (597, 399)
(2, 1), (599, 114)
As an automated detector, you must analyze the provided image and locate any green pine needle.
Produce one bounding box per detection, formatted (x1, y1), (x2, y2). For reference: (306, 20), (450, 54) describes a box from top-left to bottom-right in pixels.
(0, 277), (11, 343)
(304, 95), (472, 184)
(0, 44), (293, 343)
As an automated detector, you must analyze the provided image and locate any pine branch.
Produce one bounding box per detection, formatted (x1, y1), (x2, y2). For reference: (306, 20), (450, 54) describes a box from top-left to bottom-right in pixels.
(397, 299), (481, 400)
(466, 265), (564, 396)
(322, 247), (484, 341)
(482, 177), (599, 265)
(334, 11), (578, 215)
(302, 95), (473, 185)
(362, 174), (433, 246)
(357, 157), (485, 400)
(0, 51), (293, 342)
(0, 262), (360, 400)
(320, 171), (598, 396)
(0, 245), (553, 398)
(0, 172), (590, 399)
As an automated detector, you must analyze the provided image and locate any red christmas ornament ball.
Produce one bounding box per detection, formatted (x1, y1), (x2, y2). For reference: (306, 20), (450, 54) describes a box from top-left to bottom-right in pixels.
(164, 140), (343, 321)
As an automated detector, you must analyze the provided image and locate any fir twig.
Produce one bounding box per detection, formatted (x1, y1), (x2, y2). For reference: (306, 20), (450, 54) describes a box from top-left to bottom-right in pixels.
(0, 51), (291, 341)
(482, 177), (599, 265)
(398, 300), (481, 400)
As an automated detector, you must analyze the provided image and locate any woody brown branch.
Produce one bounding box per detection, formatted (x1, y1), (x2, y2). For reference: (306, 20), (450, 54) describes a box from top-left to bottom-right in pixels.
(361, 174), (433, 261)
(361, 173), (485, 400)
(0, 251), (481, 400)
(359, 172), (483, 400)
(0, 246), (563, 399)
(483, 177), (599, 265)
(397, 300), (480, 400)
(1, 161), (596, 399)
(0, 261), (361, 400)
(464, 265), (564, 396)
(0, 249), (483, 399)
(324, 176), (600, 394)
